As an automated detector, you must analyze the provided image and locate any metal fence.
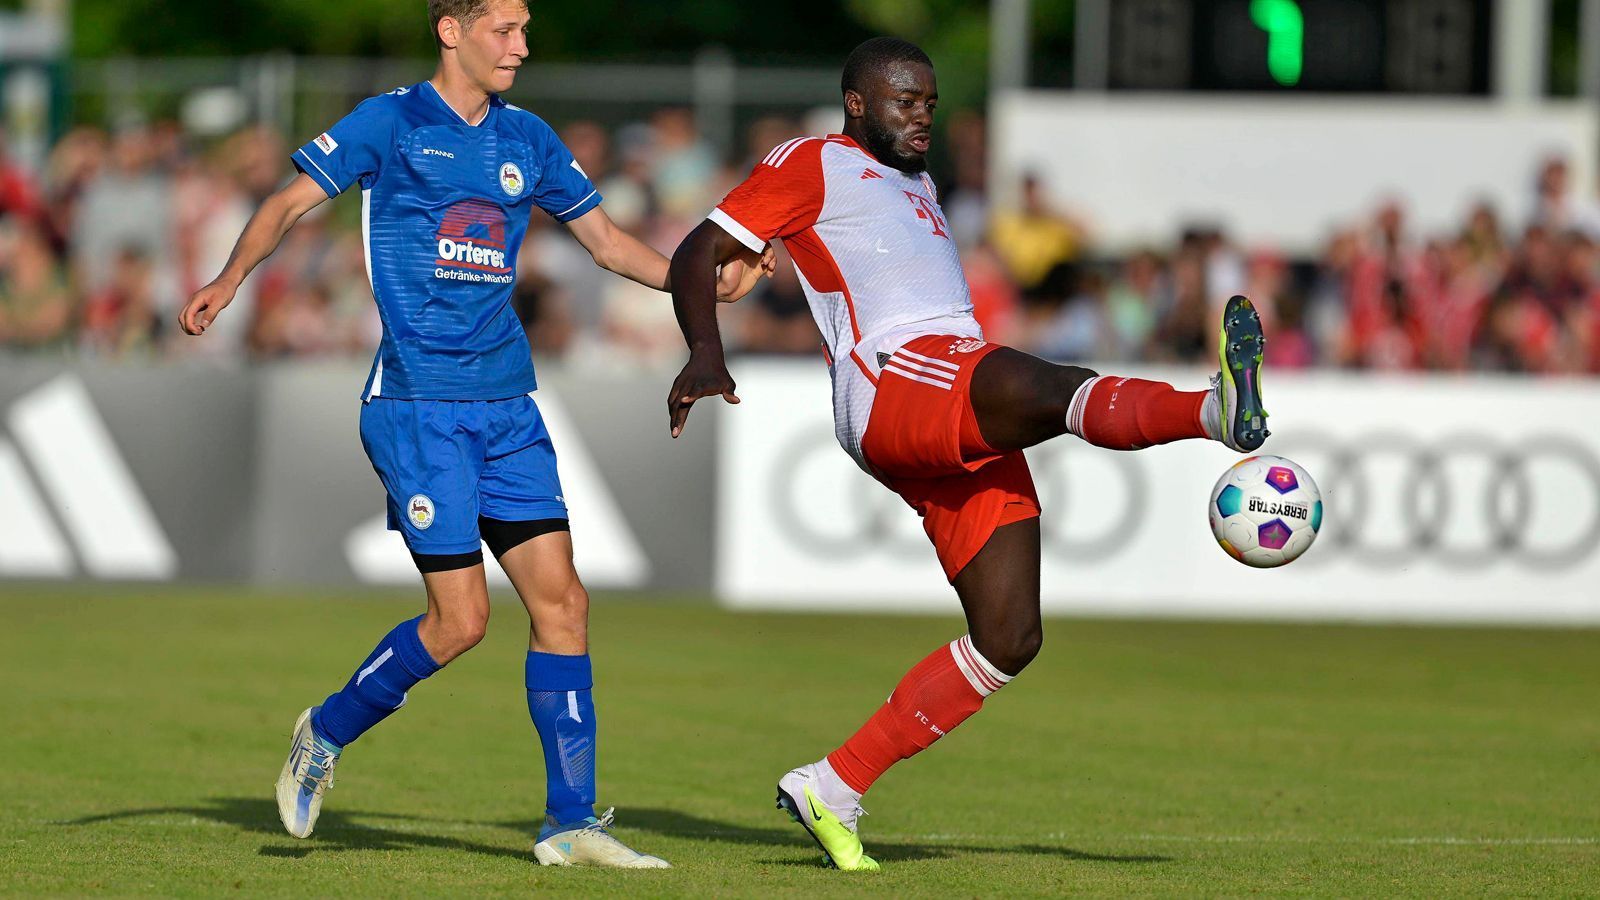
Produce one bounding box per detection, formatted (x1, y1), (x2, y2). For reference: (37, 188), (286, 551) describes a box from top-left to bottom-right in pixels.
(68, 51), (840, 156)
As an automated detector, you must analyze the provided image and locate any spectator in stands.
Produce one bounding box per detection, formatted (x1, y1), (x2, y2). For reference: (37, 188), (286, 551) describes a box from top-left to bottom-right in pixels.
(1527, 155), (1600, 252)
(1031, 268), (1111, 362)
(989, 173), (1085, 293)
(0, 219), (72, 351)
(71, 125), (176, 325)
(78, 246), (158, 357)
(941, 111), (989, 248)
(171, 127), (268, 360)
(736, 244), (821, 355)
(649, 107), (716, 220)
(254, 279), (339, 357)
(1149, 233), (1213, 364)
(0, 133), (44, 227)
(41, 126), (106, 255)
(1104, 249), (1165, 361)
(961, 240), (1021, 347)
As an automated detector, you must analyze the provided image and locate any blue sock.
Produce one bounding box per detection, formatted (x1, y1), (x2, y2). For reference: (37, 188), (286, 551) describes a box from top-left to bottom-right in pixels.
(312, 616), (441, 748)
(526, 651), (597, 828)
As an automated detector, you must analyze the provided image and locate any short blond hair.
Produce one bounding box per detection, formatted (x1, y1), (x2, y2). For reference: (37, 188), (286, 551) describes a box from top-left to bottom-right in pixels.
(427, 0), (525, 50)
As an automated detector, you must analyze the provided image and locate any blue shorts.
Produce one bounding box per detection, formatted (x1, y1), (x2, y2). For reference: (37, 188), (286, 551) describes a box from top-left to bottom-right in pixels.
(359, 395), (568, 555)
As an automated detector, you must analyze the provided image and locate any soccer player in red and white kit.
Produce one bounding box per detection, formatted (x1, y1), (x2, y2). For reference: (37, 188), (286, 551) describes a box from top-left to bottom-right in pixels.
(668, 38), (1270, 870)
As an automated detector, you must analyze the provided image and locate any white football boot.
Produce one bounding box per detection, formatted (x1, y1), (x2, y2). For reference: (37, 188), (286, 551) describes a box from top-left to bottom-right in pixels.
(533, 808), (671, 868)
(775, 763), (878, 871)
(275, 707), (341, 839)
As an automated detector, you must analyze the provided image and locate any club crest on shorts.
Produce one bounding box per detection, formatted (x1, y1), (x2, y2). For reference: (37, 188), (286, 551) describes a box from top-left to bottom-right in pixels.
(407, 494), (436, 530)
(499, 162), (525, 198)
(947, 338), (987, 355)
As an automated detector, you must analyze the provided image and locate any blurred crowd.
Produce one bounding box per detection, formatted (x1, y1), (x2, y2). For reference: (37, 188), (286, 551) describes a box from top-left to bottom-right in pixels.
(3, 111), (1600, 375)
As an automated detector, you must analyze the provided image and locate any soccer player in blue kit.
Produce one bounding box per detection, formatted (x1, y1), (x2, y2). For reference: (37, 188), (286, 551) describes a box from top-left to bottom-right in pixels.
(179, 0), (769, 869)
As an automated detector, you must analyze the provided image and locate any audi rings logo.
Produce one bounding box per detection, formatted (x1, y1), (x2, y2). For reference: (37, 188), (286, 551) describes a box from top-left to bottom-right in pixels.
(766, 426), (1600, 571)
(1273, 430), (1600, 571)
(768, 428), (1148, 562)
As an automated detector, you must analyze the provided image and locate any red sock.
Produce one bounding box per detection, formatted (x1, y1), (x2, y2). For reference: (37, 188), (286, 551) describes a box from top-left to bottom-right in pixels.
(827, 635), (1012, 795)
(1067, 375), (1208, 450)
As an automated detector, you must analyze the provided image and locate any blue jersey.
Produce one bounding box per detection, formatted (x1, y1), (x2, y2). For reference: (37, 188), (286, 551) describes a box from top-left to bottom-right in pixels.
(292, 81), (601, 401)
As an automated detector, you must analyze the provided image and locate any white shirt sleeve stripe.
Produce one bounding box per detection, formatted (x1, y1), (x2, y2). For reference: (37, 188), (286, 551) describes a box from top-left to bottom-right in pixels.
(706, 207), (767, 253)
(772, 137), (814, 168)
(555, 189), (600, 220)
(294, 148), (339, 196)
(763, 137), (802, 167)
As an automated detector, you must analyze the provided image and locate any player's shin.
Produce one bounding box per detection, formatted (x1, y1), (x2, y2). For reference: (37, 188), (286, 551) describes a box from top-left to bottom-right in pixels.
(1065, 375), (1209, 450)
(526, 651), (598, 829)
(312, 615), (443, 747)
(826, 635), (1012, 795)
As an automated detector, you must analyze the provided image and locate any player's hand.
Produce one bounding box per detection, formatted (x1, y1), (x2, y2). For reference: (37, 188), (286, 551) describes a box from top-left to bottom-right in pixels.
(714, 243), (777, 304)
(668, 351), (739, 438)
(179, 279), (238, 335)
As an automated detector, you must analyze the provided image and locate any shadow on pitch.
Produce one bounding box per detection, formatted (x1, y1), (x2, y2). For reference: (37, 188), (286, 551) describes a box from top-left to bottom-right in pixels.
(594, 807), (1171, 866)
(63, 800), (1169, 867)
(61, 797), (534, 862)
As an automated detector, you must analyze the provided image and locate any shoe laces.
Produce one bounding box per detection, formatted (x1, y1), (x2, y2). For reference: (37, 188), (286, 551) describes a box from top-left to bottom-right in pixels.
(583, 807), (617, 834)
(296, 737), (338, 793)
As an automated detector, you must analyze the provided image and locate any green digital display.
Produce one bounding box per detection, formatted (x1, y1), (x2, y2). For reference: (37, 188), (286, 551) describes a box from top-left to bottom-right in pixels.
(1108, 0), (1492, 94)
(1250, 0), (1304, 87)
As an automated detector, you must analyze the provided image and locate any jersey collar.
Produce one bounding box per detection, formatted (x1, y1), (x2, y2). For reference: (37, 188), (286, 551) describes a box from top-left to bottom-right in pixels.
(827, 133), (866, 152)
(422, 80), (498, 127)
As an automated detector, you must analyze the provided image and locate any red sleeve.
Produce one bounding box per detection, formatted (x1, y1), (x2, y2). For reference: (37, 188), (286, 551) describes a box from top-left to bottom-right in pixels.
(707, 138), (826, 252)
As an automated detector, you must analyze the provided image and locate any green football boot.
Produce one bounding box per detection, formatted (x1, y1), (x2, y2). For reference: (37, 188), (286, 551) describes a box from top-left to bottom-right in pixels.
(1212, 294), (1270, 452)
(776, 765), (879, 871)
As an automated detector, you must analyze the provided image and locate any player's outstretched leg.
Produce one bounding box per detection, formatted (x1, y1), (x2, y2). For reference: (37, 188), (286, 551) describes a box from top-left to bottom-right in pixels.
(969, 295), (1268, 455)
(777, 519), (1042, 870)
(276, 567), (485, 838)
(494, 528), (669, 869)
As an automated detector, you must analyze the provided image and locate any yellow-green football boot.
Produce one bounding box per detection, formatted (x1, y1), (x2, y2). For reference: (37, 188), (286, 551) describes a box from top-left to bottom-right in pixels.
(776, 764), (879, 871)
(1211, 294), (1270, 452)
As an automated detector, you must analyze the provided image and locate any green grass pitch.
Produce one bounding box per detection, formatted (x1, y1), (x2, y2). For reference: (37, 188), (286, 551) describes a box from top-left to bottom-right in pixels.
(2, 587), (1597, 896)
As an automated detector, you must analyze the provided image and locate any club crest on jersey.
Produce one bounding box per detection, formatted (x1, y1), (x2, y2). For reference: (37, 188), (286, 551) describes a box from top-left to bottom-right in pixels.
(499, 162), (525, 197)
(407, 494), (435, 530)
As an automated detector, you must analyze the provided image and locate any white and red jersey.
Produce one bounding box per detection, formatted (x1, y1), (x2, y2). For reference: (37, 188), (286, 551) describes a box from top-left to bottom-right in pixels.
(709, 134), (980, 467)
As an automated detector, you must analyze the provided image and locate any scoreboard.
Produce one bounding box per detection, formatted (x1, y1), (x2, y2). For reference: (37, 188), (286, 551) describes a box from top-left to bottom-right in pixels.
(1108, 0), (1494, 94)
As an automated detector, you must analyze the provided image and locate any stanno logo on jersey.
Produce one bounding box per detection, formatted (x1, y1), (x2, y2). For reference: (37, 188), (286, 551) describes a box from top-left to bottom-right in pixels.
(434, 199), (514, 284)
(314, 133), (338, 155)
(406, 494), (435, 530)
(499, 162), (525, 197)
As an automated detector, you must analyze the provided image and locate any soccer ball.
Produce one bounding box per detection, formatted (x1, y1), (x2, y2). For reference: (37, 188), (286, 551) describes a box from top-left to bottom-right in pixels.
(1208, 455), (1322, 568)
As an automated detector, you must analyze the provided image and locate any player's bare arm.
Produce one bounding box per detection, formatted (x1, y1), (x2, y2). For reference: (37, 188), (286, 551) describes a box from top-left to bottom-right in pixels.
(178, 173), (329, 336)
(665, 218), (753, 437)
(564, 205), (773, 303)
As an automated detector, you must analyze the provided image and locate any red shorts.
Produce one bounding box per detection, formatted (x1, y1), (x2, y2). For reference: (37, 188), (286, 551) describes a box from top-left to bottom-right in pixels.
(860, 335), (1041, 582)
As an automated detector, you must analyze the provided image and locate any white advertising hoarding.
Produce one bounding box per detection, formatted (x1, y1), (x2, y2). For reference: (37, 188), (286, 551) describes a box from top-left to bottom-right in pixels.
(717, 361), (1600, 625)
(990, 93), (1600, 254)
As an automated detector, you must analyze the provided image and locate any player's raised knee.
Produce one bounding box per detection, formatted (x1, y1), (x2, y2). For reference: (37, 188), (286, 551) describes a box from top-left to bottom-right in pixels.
(972, 625), (1042, 676)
